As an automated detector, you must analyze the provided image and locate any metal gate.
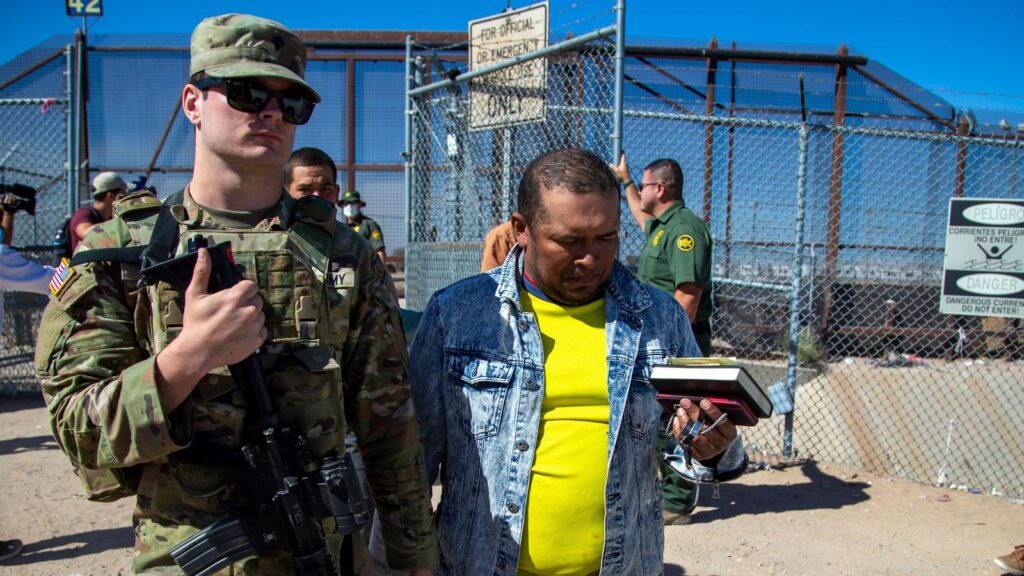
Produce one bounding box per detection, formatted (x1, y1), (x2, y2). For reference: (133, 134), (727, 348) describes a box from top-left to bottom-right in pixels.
(404, 20), (621, 308)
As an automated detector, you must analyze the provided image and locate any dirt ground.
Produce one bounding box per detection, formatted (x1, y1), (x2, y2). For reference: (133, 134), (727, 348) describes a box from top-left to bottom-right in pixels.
(1, 394), (1022, 576)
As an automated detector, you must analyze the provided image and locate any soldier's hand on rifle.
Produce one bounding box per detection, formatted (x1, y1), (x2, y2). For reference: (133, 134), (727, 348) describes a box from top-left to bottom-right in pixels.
(182, 248), (266, 368)
(155, 248), (266, 411)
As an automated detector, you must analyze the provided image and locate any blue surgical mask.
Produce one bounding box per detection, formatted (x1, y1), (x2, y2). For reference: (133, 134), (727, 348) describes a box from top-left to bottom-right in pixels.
(342, 204), (359, 218)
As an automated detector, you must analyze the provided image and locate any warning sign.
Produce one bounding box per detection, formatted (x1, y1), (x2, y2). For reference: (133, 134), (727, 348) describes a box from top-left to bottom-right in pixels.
(468, 2), (548, 130)
(940, 198), (1024, 317)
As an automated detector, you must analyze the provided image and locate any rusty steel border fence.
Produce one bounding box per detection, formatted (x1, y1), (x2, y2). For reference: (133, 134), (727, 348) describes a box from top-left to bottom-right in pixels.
(675, 114), (1024, 501)
(405, 24), (1024, 499)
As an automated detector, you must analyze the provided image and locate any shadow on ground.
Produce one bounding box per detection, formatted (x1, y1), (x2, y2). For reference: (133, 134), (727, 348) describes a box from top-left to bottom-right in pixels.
(690, 460), (871, 524)
(0, 393), (44, 415)
(1, 527), (133, 567)
(0, 434), (57, 455)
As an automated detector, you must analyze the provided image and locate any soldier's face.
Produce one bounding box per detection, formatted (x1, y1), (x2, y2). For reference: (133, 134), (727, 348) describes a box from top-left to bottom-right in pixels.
(513, 185), (620, 306)
(287, 164), (340, 205)
(187, 76), (297, 169)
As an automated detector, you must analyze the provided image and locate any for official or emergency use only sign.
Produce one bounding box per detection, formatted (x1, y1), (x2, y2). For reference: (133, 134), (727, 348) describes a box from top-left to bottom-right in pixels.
(940, 198), (1024, 318)
(468, 2), (548, 131)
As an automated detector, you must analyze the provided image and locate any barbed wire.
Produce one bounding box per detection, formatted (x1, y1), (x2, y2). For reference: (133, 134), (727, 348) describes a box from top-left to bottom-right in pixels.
(550, 6), (615, 35)
(926, 88), (1024, 101)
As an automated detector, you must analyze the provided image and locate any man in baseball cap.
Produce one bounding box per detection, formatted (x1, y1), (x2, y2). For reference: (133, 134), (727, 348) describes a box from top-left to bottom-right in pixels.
(66, 171), (127, 254)
(92, 171), (127, 197)
(37, 13), (437, 576)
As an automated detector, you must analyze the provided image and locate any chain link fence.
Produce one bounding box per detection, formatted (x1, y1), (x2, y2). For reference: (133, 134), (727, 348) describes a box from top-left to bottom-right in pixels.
(0, 94), (70, 392)
(406, 35), (617, 308)
(626, 111), (1024, 499)
(791, 125), (1024, 500)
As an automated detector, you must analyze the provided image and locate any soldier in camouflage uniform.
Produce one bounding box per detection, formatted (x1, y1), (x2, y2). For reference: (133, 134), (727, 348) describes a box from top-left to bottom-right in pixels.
(35, 13), (437, 575)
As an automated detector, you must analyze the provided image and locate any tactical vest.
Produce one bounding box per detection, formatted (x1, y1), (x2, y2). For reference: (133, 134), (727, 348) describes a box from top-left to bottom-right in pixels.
(71, 190), (354, 503)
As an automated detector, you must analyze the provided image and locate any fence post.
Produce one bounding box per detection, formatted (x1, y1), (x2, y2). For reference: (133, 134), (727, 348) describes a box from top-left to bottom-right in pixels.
(724, 41), (736, 272)
(784, 120), (810, 458)
(702, 37), (718, 222)
(611, 0), (625, 162)
(954, 114), (970, 197)
(820, 44), (849, 353)
(347, 56), (357, 192)
(73, 28), (89, 205)
(500, 126), (515, 221)
(65, 44), (76, 218)
(404, 35), (414, 277)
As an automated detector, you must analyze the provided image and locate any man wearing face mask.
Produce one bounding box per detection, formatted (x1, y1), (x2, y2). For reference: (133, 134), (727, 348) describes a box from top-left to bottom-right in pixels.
(339, 190), (386, 265)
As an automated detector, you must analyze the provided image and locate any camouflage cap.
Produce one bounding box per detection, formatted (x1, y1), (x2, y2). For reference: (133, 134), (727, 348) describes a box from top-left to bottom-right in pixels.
(190, 13), (321, 102)
(339, 190), (364, 206)
(92, 171), (127, 198)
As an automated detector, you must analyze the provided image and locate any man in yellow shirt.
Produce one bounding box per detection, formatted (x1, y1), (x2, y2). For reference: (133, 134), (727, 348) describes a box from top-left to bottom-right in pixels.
(405, 148), (745, 575)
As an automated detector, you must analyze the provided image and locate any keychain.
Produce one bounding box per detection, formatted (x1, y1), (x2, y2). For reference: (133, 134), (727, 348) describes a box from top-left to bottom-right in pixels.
(663, 403), (731, 504)
(665, 402), (730, 470)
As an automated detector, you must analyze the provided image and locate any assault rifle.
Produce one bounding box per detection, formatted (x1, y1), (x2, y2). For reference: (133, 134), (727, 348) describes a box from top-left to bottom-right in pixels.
(144, 235), (370, 576)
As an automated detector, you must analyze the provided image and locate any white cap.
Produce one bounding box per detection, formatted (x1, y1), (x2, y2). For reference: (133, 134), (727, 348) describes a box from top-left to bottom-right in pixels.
(92, 171), (127, 197)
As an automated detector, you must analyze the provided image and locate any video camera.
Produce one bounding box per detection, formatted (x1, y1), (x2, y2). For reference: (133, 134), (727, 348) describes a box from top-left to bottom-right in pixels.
(0, 183), (37, 215)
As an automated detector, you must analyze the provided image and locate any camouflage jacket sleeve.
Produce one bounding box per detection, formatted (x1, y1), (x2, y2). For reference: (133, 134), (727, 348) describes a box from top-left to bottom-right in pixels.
(340, 250), (438, 570)
(34, 220), (193, 471)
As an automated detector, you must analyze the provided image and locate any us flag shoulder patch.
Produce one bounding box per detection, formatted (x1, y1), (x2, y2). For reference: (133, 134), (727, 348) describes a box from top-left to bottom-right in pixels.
(49, 258), (76, 296)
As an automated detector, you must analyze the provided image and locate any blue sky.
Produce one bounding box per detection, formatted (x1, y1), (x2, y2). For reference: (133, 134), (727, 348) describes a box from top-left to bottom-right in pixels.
(1, 0), (1022, 112)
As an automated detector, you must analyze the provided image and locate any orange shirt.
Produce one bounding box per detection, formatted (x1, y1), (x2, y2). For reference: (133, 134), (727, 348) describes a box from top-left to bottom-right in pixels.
(481, 221), (517, 271)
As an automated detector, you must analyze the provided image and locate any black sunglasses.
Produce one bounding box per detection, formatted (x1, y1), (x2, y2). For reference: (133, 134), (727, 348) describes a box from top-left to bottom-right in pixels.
(191, 76), (315, 125)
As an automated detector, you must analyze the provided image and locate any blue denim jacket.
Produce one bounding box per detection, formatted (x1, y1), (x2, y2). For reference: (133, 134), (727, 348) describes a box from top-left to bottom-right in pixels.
(409, 246), (744, 575)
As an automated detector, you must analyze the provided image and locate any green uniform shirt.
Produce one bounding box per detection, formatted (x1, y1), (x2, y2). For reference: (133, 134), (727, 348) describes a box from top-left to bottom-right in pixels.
(348, 214), (385, 253)
(637, 199), (712, 353)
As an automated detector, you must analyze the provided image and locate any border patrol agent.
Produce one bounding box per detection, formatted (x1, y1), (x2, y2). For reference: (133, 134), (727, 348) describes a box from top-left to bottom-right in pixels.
(612, 153), (713, 526)
(339, 190), (386, 265)
(35, 13), (437, 575)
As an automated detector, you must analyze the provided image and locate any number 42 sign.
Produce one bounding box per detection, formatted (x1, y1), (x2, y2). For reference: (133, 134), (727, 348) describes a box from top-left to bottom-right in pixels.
(66, 0), (102, 17)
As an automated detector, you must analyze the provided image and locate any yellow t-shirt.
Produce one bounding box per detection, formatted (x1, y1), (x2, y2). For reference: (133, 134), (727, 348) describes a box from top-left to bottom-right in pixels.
(518, 291), (609, 576)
